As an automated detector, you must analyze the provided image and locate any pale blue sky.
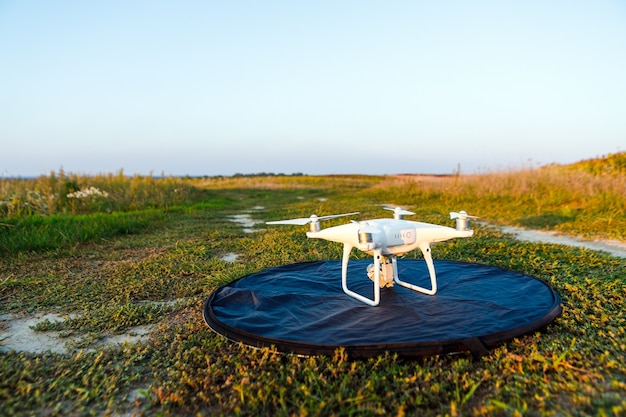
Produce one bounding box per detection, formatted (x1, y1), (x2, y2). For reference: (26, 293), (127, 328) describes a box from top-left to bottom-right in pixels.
(1, 1), (625, 177)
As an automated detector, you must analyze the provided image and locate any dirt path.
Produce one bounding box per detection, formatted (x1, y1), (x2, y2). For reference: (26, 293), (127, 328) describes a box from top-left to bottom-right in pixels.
(493, 224), (626, 258)
(0, 312), (155, 354)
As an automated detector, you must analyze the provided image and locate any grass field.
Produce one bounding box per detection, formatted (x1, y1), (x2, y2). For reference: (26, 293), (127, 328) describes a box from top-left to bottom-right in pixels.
(1, 154), (625, 416)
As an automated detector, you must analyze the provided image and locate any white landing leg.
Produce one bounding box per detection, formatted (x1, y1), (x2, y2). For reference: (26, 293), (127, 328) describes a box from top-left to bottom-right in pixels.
(393, 243), (438, 295)
(341, 244), (381, 306)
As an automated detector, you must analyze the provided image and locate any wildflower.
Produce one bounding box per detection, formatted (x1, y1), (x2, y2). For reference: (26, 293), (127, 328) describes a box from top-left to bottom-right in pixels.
(66, 186), (109, 199)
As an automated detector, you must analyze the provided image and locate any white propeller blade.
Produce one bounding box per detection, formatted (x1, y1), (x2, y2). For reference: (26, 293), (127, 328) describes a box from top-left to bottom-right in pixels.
(384, 206), (415, 216)
(267, 212), (359, 225)
(450, 211), (478, 220)
(266, 218), (314, 226)
(317, 212), (360, 221)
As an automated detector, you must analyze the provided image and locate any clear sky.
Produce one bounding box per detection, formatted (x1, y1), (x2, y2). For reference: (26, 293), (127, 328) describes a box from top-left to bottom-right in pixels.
(1, 1), (625, 177)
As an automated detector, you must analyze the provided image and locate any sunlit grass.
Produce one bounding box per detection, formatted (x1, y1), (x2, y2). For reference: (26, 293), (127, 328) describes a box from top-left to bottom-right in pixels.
(363, 154), (626, 240)
(0, 154), (624, 416)
(0, 169), (203, 217)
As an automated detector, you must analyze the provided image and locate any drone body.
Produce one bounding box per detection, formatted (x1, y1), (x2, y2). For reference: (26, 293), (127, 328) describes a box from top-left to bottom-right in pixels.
(267, 207), (475, 306)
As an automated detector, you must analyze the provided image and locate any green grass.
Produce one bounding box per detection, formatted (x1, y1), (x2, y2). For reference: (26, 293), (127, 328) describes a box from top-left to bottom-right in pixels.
(0, 211), (163, 254)
(1, 158), (625, 416)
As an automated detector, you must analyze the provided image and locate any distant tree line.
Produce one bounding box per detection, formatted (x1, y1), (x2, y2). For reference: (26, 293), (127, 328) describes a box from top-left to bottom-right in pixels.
(204, 172), (306, 179)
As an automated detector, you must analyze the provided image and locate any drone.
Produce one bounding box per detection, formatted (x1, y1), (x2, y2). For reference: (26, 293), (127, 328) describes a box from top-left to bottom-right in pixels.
(267, 207), (476, 306)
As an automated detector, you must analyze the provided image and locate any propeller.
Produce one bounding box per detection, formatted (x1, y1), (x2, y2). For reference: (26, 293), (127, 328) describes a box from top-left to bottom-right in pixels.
(450, 210), (477, 231)
(267, 212), (359, 232)
(356, 221), (382, 247)
(449, 211), (477, 220)
(384, 206), (415, 219)
(355, 222), (381, 234)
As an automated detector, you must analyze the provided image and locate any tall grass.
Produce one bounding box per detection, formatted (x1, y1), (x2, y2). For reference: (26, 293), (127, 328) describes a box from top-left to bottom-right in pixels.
(566, 151), (626, 175)
(463, 161), (625, 238)
(366, 154), (626, 240)
(0, 170), (207, 254)
(0, 169), (202, 218)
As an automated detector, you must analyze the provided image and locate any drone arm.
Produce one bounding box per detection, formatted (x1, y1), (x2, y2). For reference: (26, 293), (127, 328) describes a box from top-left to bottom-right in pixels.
(393, 242), (438, 295)
(341, 243), (380, 306)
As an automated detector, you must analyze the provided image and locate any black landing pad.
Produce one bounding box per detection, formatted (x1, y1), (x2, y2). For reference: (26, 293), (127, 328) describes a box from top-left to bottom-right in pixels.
(203, 260), (561, 358)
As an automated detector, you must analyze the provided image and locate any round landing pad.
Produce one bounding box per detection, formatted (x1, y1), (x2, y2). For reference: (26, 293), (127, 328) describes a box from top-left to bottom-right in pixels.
(203, 260), (562, 358)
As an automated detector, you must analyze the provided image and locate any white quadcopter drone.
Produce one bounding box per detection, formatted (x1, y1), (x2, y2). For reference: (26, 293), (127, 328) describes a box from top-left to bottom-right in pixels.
(267, 207), (476, 306)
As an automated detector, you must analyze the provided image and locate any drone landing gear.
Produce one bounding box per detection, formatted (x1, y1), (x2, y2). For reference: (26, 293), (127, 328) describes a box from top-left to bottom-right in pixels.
(342, 244), (381, 306)
(393, 244), (438, 296)
(342, 243), (438, 306)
